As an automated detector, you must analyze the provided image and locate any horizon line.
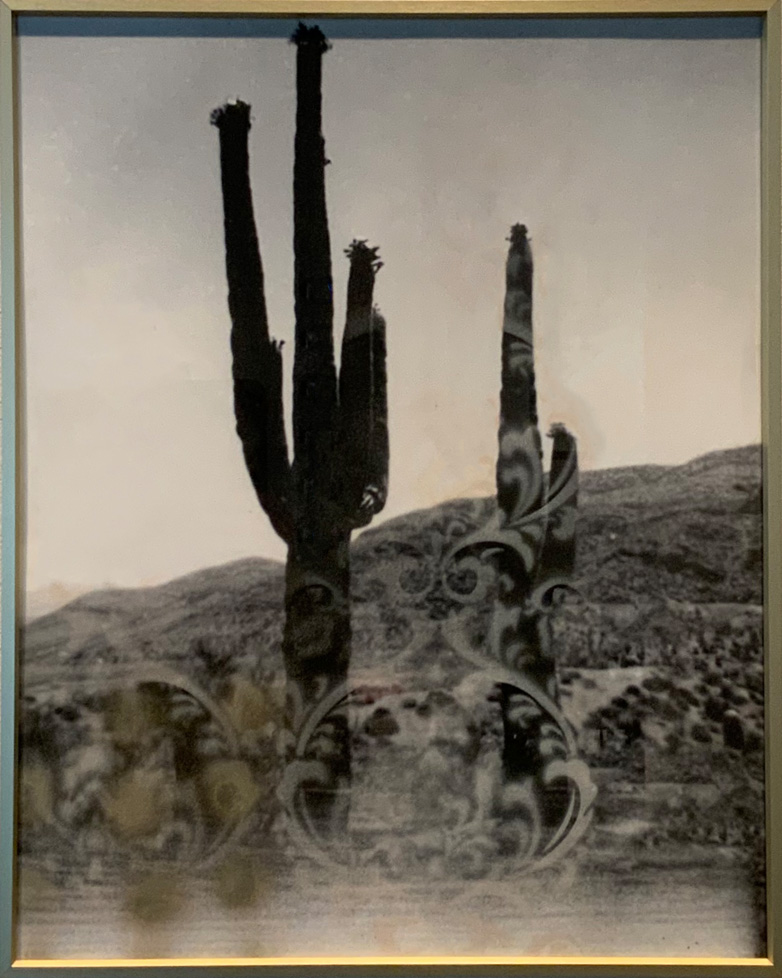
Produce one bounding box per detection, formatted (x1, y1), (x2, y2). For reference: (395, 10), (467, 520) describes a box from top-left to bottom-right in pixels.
(22, 439), (761, 617)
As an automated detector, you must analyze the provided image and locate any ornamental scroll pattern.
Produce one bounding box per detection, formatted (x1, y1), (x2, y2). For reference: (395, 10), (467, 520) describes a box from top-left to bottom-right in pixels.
(280, 225), (597, 878)
(18, 226), (595, 885)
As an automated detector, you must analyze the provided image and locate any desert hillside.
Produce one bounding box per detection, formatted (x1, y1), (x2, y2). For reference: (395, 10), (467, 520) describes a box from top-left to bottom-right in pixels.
(22, 444), (762, 679)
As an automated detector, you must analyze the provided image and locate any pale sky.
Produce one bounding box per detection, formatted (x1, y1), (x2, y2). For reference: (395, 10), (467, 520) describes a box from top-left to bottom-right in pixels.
(18, 17), (762, 594)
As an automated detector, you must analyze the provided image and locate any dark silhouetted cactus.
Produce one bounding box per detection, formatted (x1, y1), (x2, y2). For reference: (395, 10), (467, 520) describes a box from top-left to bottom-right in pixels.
(211, 24), (388, 837)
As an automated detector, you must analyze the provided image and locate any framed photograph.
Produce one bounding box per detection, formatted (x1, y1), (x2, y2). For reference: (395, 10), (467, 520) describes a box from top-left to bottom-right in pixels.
(1, 0), (780, 973)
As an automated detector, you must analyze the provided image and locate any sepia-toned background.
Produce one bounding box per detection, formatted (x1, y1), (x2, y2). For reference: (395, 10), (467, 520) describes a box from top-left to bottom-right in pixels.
(10, 14), (768, 961)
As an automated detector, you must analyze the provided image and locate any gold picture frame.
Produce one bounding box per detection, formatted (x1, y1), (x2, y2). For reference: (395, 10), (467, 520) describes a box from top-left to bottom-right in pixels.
(1, 1), (780, 973)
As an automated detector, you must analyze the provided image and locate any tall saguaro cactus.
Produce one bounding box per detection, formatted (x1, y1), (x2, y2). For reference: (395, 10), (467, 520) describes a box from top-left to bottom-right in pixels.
(491, 225), (579, 774)
(211, 24), (388, 834)
(441, 226), (593, 862)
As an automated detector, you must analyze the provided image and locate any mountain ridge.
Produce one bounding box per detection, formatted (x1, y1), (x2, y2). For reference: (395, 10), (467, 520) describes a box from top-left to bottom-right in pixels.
(28, 442), (761, 620)
(21, 444), (761, 682)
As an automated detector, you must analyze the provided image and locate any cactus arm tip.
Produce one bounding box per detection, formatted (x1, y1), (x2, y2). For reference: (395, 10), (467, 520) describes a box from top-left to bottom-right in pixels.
(337, 249), (388, 529)
(547, 424), (578, 476)
(547, 422), (571, 440)
(290, 22), (331, 52)
(353, 483), (388, 527)
(210, 100), (252, 129)
(344, 239), (383, 274)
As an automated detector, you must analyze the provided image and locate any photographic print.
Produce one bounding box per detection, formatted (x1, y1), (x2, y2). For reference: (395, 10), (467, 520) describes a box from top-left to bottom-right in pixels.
(13, 13), (766, 962)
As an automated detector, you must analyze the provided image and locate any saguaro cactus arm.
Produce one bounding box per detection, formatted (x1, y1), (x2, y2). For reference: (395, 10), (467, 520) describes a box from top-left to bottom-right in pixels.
(211, 100), (294, 543)
(291, 24), (338, 485)
(534, 423), (578, 592)
(338, 241), (389, 527)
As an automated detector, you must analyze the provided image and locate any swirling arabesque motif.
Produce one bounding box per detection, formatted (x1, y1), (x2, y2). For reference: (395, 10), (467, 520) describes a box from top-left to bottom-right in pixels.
(281, 430), (596, 876)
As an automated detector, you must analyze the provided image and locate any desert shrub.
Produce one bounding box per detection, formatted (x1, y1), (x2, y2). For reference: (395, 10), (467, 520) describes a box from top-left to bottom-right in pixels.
(744, 729), (763, 753)
(671, 686), (697, 709)
(617, 715), (643, 743)
(643, 675), (669, 693)
(656, 699), (681, 721)
(666, 730), (682, 753)
(691, 723), (711, 743)
(191, 637), (237, 687)
(722, 713), (746, 750)
(705, 695), (726, 722)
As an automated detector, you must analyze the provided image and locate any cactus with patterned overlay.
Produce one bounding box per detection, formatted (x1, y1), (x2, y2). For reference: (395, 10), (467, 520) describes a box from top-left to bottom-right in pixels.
(493, 224), (578, 705)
